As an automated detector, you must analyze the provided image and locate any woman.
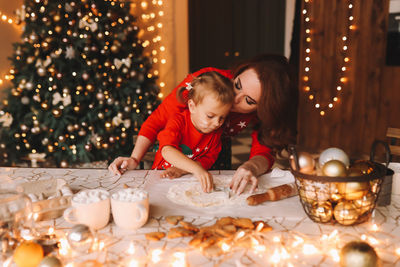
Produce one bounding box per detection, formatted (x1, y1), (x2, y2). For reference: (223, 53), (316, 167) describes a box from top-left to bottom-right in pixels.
(108, 54), (298, 195)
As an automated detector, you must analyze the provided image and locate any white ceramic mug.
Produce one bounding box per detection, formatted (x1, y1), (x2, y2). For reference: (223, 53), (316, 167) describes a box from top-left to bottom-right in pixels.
(111, 188), (149, 230)
(63, 189), (110, 230)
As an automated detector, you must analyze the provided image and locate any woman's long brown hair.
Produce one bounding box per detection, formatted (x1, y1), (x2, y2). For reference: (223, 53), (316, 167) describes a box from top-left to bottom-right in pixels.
(232, 54), (298, 150)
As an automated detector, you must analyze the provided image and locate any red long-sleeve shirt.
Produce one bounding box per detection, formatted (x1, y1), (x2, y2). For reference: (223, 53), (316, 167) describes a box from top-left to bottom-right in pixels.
(139, 67), (274, 169)
(152, 109), (222, 170)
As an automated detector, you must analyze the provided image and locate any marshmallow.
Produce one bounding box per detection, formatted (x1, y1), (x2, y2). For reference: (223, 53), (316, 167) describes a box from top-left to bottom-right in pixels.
(112, 188), (148, 202)
(73, 189), (110, 204)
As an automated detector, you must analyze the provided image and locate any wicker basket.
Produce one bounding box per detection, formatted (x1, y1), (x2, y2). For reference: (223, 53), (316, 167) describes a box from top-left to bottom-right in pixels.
(289, 141), (389, 226)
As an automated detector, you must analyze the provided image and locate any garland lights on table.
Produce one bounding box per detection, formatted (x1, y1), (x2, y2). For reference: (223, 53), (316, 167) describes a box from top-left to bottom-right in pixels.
(301, 0), (355, 116)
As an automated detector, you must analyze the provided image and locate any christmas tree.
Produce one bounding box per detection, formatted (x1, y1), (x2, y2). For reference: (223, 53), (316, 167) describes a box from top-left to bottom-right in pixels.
(0, 0), (160, 167)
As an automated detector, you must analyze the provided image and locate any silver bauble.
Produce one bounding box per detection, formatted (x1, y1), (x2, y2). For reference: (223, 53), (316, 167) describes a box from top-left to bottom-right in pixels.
(37, 67), (46, 77)
(319, 147), (350, 167)
(38, 256), (63, 267)
(322, 160), (347, 177)
(340, 241), (379, 267)
(67, 224), (93, 252)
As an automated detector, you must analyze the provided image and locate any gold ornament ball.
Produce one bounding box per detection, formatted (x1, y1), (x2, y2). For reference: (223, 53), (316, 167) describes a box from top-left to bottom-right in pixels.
(337, 181), (370, 200)
(41, 102), (49, 110)
(290, 152), (316, 174)
(322, 160), (347, 177)
(54, 15), (60, 22)
(76, 85), (83, 91)
(55, 25), (62, 33)
(52, 109), (62, 118)
(110, 45), (119, 53)
(74, 105), (81, 112)
(102, 143), (109, 149)
(354, 192), (376, 214)
(86, 84), (94, 92)
(333, 200), (359, 225)
(48, 145), (54, 153)
(340, 241), (380, 267)
(310, 201), (333, 223)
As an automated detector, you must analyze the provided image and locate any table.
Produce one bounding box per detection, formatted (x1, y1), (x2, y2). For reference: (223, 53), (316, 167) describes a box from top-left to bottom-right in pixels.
(1, 167), (400, 267)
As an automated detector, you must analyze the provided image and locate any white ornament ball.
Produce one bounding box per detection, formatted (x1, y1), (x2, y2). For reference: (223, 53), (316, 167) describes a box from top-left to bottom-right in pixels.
(21, 96), (30, 105)
(319, 147), (350, 167)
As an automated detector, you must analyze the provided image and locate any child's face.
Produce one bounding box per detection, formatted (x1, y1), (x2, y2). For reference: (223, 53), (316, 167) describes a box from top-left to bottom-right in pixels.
(188, 94), (232, 134)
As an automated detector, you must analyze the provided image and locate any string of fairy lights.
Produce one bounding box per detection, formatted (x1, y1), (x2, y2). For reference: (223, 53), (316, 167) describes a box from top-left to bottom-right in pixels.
(302, 0), (355, 116)
(0, 0), (166, 98)
(0, 10), (19, 87)
(132, 0), (166, 98)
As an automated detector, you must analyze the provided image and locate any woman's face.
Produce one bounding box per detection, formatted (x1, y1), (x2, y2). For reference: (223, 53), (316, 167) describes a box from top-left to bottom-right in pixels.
(231, 68), (261, 114)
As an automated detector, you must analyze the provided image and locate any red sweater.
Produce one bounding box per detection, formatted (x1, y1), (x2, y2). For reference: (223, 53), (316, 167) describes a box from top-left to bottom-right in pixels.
(152, 109), (223, 170)
(139, 67), (274, 169)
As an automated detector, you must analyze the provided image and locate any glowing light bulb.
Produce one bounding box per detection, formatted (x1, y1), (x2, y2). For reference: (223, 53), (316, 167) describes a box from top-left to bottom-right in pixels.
(151, 249), (162, 263)
(221, 242), (230, 252)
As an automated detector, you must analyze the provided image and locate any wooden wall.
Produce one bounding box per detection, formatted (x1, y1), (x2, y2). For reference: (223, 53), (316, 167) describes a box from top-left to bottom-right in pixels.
(297, 0), (400, 159)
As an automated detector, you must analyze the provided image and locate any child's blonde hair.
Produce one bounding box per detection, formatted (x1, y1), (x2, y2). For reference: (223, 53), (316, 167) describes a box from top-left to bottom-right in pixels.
(178, 71), (234, 106)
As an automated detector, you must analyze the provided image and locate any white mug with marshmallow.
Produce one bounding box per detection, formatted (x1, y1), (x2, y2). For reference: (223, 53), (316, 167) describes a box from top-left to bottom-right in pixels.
(111, 188), (149, 230)
(63, 189), (110, 230)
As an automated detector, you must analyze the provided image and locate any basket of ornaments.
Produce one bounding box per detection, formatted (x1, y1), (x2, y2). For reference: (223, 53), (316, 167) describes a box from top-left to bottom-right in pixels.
(288, 140), (390, 226)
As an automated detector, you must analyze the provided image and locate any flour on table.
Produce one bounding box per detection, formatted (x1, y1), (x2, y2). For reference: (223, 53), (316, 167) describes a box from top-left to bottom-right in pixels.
(166, 175), (268, 207)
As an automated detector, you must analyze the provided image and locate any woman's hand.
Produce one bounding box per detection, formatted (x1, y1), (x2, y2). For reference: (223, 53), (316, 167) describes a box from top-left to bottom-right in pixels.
(108, 157), (139, 176)
(230, 165), (258, 195)
(230, 155), (271, 195)
(194, 167), (214, 193)
(161, 167), (187, 179)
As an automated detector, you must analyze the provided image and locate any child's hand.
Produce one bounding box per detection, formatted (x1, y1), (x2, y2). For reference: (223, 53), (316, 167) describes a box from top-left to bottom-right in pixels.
(108, 157), (139, 176)
(193, 167), (213, 193)
(161, 167), (186, 179)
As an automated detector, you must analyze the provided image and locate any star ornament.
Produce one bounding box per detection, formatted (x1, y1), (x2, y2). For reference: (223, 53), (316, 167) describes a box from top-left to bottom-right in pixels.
(237, 121), (247, 128)
(65, 46), (75, 59)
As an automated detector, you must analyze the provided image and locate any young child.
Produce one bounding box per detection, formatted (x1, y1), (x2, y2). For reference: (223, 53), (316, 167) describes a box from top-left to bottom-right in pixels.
(152, 72), (234, 193)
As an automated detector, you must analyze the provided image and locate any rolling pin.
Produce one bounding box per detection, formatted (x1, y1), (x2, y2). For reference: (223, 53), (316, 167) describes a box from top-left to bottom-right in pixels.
(246, 183), (298, 206)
